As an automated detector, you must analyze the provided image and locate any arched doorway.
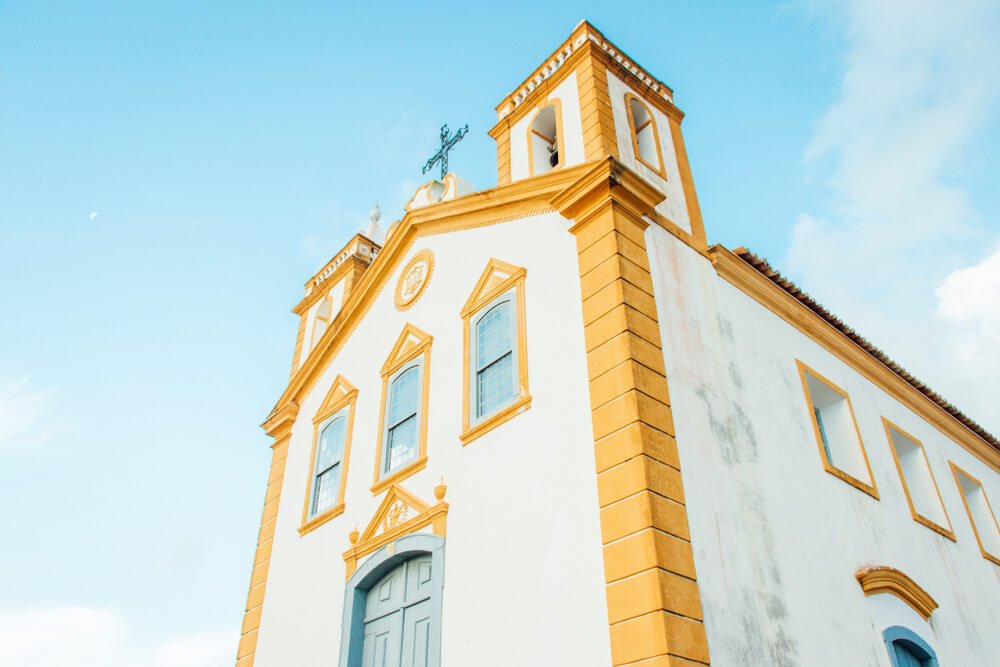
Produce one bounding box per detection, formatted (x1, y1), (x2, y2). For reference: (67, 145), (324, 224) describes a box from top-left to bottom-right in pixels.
(340, 534), (444, 667)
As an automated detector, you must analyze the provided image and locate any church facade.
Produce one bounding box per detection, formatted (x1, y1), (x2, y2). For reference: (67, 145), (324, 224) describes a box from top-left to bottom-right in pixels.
(236, 21), (1000, 667)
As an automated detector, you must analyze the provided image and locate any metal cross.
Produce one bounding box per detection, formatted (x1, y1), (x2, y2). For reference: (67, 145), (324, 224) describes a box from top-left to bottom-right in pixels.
(422, 123), (468, 180)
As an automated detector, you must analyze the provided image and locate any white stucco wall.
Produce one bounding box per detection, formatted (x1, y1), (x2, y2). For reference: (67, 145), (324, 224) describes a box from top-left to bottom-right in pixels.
(509, 72), (585, 182)
(606, 71), (690, 232)
(254, 211), (611, 666)
(646, 227), (1000, 666)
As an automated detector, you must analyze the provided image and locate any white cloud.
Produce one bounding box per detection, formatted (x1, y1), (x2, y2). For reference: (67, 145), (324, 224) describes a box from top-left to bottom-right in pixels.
(936, 250), (1000, 332)
(0, 607), (233, 667)
(786, 0), (1000, 432)
(0, 379), (56, 454)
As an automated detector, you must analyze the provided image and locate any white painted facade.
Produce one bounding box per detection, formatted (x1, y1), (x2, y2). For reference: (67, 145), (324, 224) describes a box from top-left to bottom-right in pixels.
(646, 228), (1000, 665)
(254, 213), (613, 666)
(244, 22), (1000, 667)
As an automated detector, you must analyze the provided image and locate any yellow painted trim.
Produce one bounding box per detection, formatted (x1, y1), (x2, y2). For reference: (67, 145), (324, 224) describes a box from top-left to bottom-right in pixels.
(526, 98), (566, 177)
(309, 295), (333, 351)
(624, 93), (666, 178)
(855, 566), (939, 621)
(796, 359), (880, 499)
(949, 461), (1000, 566)
(394, 249), (435, 311)
(343, 482), (449, 579)
(554, 157), (711, 666)
(667, 115), (707, 249)
(268, 161), (595, 422)
(461, 395), (532, 446)
(298, 376), (359, 536)
(371, 324), (433, 495)
(236, 402), (300, 666)
(711, 245), (1000, 475)
(881, 418), (956, 541)
(459, 259), (532, 445)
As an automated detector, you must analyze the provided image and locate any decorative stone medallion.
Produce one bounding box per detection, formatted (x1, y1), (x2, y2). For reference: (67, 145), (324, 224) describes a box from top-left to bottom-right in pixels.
(395, 249), (434, 311)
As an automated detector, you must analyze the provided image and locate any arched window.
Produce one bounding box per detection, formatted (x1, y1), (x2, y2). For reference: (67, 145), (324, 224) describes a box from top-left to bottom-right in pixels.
(311, 296), (333, 349)
(474, 299), (517, 418)
(528, 102), (562, 175)
(383, 363), (422, 476)
(310, 413), (347, 517)
(626, 94), (665, 176)
(883, 626), (939, 667)
(460, 259), (531, 445)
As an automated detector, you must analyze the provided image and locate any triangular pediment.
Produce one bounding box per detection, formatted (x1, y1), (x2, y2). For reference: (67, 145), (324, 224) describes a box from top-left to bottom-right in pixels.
(461, 259), (526, 317)
(359, 484), (432, 543)
(381, 323), (433, 375)
(314, 375), (358, 423)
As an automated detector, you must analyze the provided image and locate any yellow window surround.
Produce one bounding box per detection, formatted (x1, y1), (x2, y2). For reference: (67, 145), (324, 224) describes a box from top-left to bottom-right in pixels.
(624, 92), (666, 178)
(371, 323), (433, 495)
(310, 295), (333, 351)
(949, 461), (1000, 566)
(298, 375), (358, 536)
(796, 359), (879, 499)
(526, 98), (565, 177)
(882, 418), (955, 541)
(460, 259), (532, 445)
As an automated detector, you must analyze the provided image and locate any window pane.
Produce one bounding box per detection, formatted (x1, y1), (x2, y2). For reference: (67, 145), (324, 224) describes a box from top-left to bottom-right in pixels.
(386, 414), (417, 473)
(476, 302), (513, 370)
(316, 417), (346, 471)
(312, 463), (341, 515)
(387, 367), (420, 428)
(478, 352), (515, 417)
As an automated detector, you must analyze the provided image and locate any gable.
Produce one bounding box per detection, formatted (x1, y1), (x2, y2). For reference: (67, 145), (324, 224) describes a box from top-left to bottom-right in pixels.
(381, 323), (433, 376)
(460, 258), (527, 317)
(314, 375), (358, 424)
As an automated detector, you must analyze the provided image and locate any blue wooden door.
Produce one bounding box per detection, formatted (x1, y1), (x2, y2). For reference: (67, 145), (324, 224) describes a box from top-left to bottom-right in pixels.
(893, 641), (925, 667)
(362, 555), (434, 667)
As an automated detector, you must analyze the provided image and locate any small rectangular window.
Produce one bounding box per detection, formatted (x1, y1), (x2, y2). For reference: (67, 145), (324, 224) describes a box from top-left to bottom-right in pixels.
(950, 462), (1000, 565)
(883, 419), (954, 540)
(797, 360), (878, 498)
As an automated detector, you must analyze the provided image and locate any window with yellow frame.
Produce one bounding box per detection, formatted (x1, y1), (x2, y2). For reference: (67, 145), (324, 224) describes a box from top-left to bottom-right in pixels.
(949, 461), (1000, 565)
(371, 324), (432, 495)
(310, 295), (333, 351)
(460, 259), (531, 445)
(527, 100), (564, 176)
(299, 375), (358, 536)
(625, 93), (666, 178)
(796, 360), (879, 499)
(882, 418), (955, 540)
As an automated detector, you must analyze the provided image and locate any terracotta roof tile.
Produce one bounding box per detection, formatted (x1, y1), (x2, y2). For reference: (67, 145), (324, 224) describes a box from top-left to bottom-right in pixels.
(732, 247), (999, 452)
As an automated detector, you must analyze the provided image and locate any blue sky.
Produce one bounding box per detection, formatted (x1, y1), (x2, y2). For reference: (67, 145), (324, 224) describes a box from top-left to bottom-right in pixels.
(1, 1), (998, 664)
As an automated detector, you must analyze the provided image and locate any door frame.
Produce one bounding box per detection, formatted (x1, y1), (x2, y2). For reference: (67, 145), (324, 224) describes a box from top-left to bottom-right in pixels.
(339, 533), (445, 667)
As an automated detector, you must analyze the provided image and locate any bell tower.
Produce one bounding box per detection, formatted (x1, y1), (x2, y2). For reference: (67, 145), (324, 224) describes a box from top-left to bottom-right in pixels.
(488, 21), (706, 248)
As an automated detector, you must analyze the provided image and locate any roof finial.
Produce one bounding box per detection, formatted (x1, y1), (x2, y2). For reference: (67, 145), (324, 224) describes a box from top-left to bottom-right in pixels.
(363, 202), (385, 246)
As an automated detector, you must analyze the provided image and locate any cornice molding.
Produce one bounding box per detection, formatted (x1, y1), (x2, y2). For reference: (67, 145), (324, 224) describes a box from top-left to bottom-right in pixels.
(262, 400), (299, 442)
(712, 245), (1000, 474)
(263, 163), (594, 428)
(551, 157), (665, 226)
(855, 566), (938, 621)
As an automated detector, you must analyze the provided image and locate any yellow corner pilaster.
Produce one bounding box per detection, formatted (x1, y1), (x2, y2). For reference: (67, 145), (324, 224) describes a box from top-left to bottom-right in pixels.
(553, 157), (711, 666)
(235, 402), (299, 666)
